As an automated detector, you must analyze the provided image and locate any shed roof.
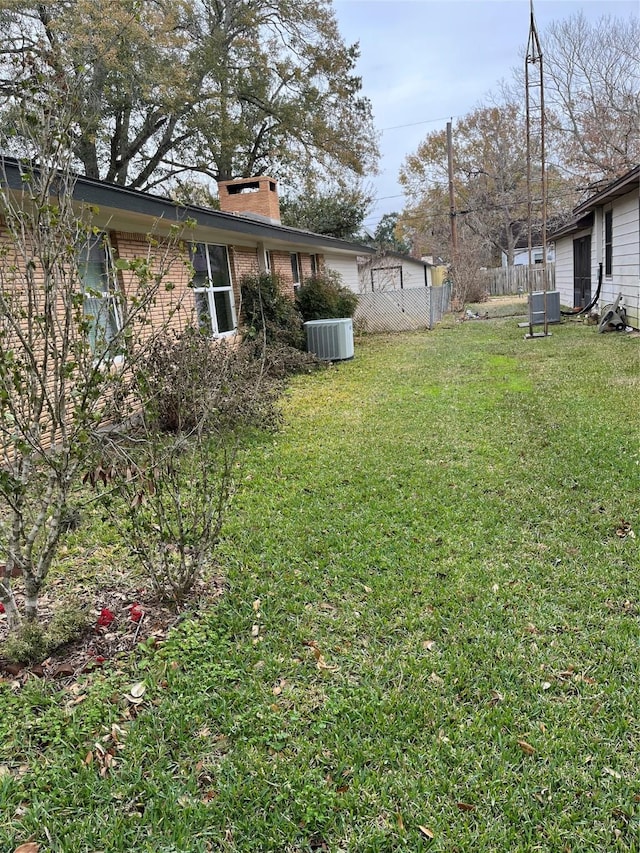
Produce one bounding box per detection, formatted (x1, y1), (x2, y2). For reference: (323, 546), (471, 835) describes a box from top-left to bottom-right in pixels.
(358, 250), (433, 267)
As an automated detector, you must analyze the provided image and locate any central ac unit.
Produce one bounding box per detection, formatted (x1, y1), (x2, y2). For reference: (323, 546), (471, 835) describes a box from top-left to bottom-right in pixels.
(304, 318), (354, 361)
(529, 290), (561, 324)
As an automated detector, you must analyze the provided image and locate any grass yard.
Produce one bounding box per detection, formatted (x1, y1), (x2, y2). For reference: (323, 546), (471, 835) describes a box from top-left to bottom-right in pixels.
(1, 316), (639, 852)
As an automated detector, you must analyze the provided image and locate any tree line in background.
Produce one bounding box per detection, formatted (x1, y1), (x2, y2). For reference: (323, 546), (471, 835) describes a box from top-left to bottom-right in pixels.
(0, 0), (378, 194)
(396, 11), (640, 273)
(2, 4), (632, 270)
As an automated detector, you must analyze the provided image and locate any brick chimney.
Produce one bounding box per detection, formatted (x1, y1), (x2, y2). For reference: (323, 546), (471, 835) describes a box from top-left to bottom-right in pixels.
(217, 176), (281, 224)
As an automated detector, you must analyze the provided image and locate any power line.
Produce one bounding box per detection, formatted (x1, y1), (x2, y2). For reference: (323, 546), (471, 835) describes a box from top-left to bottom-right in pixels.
(380, 115), (462, 132)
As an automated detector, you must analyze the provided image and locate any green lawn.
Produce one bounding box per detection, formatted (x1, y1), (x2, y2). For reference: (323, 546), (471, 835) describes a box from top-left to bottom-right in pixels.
(2, 318), (639, 852)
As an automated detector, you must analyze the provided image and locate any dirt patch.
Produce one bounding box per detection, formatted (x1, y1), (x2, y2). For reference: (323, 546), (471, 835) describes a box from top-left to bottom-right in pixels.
(0, 574), (225, 683)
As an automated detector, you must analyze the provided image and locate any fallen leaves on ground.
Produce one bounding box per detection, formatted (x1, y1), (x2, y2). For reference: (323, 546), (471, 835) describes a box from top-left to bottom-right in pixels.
(0, 577), (224, 686)
(603, 767), (622, 779)
(272, 678), (286, 696)
(305, 641), (340, 672)
(615, 520), (635, 539)
(125, 681), (146, 705)
(85, 723), (129, 777)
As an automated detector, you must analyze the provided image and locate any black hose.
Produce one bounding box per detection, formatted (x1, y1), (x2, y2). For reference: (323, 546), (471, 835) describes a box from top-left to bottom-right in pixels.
(561, 262), (603, 316)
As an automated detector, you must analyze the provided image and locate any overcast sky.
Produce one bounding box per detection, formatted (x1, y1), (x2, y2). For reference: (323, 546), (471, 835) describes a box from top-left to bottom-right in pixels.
(330, 0), (639, 231)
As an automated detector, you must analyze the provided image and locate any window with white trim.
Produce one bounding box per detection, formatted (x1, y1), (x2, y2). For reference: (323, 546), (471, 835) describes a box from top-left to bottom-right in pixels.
(190, 243), (236, 335)
(290, 252), (301, 290)
(78, 233), (122, 356)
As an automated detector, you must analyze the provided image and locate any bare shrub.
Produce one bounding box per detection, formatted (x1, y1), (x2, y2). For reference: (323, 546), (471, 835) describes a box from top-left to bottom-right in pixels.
(135, 328), (283, 434)
(0, 102), (188, 631)
(96, 330), (284, 602)
(450, 234), (491, 310)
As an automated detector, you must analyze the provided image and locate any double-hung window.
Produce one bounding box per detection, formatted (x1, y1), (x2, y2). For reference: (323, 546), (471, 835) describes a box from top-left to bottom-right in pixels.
(78, 233), (122, 358)
(190, 243), (236, 335)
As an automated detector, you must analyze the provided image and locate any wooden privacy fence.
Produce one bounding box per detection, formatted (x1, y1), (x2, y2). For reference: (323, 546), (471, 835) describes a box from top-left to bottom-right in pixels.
(355, 284), (452, 333)
(482, 264), (555, 296)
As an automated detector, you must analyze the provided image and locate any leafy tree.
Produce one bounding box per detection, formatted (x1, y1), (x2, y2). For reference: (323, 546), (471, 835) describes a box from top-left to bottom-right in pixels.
(397, 183), (452, 263)
(400, 103), (530, 265)
(542, 12), (640, 182)
(280, 186), (371, 240)
(372, 212), (410, 254)
(0, 0), (378, 191)
(399, 100), (571, 266)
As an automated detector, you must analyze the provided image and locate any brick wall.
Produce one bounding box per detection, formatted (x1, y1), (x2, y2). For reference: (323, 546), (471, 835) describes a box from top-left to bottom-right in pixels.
(229, 245), (260, 313)
(218, 177), (281, 222)
(269, 251), (297, 297)
(110, 231), (194, 339)
(1, 215), (327, 335)
(300, 253), (320, 281)
(269, 250), (324, 296)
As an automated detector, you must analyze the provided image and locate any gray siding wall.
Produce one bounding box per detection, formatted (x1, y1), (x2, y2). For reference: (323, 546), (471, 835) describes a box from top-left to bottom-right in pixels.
(601, 192), (639, 327)
(553, 187), (639, 328)
(324, 253), (361, 294)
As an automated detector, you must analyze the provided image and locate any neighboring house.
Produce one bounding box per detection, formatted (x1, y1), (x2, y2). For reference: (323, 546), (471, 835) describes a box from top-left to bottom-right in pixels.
(0, 161), (374, 343)
(502, 244), (556, 267)
(356, 251), (433, 294)
(550, 166), (639, 328)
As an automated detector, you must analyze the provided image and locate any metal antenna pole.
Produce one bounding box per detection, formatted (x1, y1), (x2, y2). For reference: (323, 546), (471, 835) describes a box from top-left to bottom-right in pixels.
(524, 0), (549, 339)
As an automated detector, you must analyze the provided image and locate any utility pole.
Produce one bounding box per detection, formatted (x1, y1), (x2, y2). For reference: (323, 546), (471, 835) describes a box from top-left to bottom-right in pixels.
(447, 120), (458, 260)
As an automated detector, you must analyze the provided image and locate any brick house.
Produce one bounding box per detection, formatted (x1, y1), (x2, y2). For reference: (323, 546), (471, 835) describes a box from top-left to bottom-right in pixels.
(0, 159), (374, 344)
